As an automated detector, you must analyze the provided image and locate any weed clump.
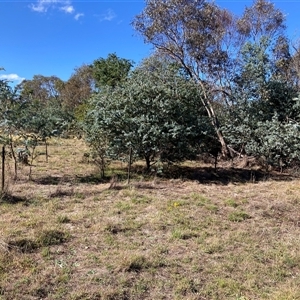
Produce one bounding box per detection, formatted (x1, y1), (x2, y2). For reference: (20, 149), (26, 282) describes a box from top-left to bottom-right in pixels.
(0, 191), (27, 204)
(120, 255), (151, 272)
(57, 215), (71, 224)
(7, 230), (69, 253)
(7, 238), (38, 253)
(37, 230), (69, 247)
(228, 211), (251, 222)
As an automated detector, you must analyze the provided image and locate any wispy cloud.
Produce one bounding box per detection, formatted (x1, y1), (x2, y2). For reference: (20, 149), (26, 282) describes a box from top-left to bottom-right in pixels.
(0, 74), (25, 83)
(99, 9), (116, 21)
(30, 0), (82, 18)
(74, 13), (84, 21)
(60, 5), (74, 14)
(30, 0), (60, 13)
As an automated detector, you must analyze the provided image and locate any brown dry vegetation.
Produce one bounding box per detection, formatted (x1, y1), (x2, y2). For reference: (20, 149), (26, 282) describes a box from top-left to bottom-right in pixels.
(1, 138), (300, 299)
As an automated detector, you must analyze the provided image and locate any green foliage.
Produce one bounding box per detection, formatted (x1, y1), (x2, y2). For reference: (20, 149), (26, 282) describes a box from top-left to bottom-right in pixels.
(92, 53), (133, 89)
(246, 116), (300, 169)
(84, 56), (215, 171)
(235, 37), (272, 102)
(222, 32), (300, 170)
(20, 100), (71, 141)
(0, 78), (21, 143)
(228, 211), (251, 222)
(0, 74), (72, 179)
(83, 115), (109, 178)
(2, 0), (300, 175)
(133, 0), (233, 155)
(16, 75), (64, 103)
(60, 64), (95, 113)
(223, 98), (300, 170)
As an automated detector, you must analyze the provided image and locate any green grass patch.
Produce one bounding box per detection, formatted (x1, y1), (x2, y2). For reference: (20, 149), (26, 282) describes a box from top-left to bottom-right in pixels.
(228, 211), (251, 222)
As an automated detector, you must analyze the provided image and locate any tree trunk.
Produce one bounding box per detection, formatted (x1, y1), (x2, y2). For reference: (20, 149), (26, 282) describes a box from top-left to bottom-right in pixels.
(45, 140), (48, 163)
(29, 145), (36, 181)
(155, 47), (231, 158)
(145, 155), (151, 171)
(100, 156), (105, 179)
(216, 127), (230, 158)
(127, 147), (132, 184)
(202, 100), (230, 158)
(2, 146), (5, 191)
(9, 139), (17, 180)
(195, 79), (231, 158)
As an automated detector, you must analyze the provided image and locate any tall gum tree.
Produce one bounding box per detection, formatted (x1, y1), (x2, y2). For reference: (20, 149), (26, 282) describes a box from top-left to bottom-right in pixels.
(133, 0), (234, 156)
(133, 0), (290, 157)
(220, 0), (300, 164)
(16, 75), (64, 106)
(60, 64), (95, 113)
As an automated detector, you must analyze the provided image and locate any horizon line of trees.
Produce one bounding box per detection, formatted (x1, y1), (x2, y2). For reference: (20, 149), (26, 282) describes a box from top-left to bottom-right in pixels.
(2, 0), (300, 178)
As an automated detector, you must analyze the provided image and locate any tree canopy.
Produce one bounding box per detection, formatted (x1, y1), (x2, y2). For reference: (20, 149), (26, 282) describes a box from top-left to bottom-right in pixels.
(83, 55), (215, 171)
(92, 53), (133, 89)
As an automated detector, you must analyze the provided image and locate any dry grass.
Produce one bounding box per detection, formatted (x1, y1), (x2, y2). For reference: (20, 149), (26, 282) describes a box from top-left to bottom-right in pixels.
(1, 138), (300, 299)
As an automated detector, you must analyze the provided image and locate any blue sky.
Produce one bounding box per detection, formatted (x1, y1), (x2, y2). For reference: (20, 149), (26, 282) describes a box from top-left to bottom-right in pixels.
(1, 0), (300, 85)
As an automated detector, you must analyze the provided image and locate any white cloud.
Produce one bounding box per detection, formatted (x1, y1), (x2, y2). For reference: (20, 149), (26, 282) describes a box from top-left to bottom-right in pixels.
(74, 13), (84, 21)
(61, 5), (74, 14)
(30, 0), (76, 15)
(100, 9), (116, 21)
(30, 0), (59, 13)
(0, 74), (25, 83)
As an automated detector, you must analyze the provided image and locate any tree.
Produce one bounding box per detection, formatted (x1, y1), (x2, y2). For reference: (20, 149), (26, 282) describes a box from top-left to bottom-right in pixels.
(84, 56), (215, 172)
(133, 0), (234, 156)
(16, 75), (64, 104)
(0, 71), (72, 180)
(16, 73), (75, 135)
(60, 64), (95, 113)
(92, 53), (133, 89)
(240, 116), (300, 171)
(290, 40), (300, 89)
(236, 0), (285, 42)
(133, 0), (296, 159)
(217, 0), (300, 167)
(0, 77), (25, 179)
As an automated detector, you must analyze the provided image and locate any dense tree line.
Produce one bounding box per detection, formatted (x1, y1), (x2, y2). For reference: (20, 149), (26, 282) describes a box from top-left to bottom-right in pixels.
(2, 0), (300, 178)
(133, 0), (300, 171)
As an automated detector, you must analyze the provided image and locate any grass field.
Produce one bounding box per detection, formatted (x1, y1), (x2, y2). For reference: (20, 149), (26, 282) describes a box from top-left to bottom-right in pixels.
(1, 138), (300, 299)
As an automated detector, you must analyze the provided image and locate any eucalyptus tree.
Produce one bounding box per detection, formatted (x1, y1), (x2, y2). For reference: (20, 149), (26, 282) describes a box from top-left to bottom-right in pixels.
(0, 77), (24, 178)
(84, 56), (215, 172)
(16, 75), (64, 104)
(133, 0), (235, 156)
(220, 0), (300, 169)
(0, 74), (72, 180)
(133, 0), (297, 159)
(60, 64), (95, 113)
(233, 0), (287, 97)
